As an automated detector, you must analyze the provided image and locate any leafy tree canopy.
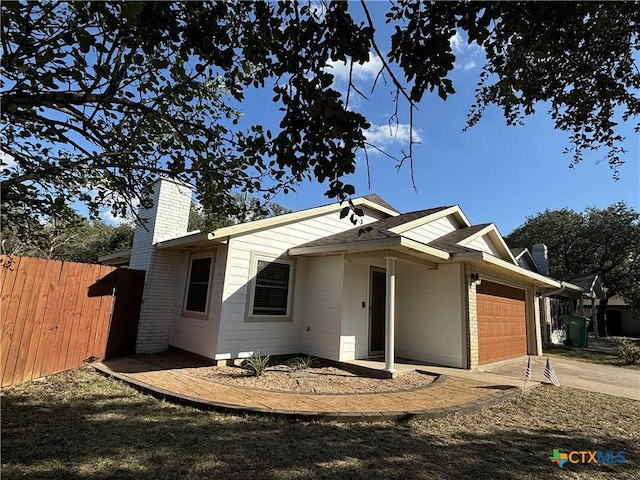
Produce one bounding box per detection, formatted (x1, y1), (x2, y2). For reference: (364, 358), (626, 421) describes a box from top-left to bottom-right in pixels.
(1, 210), (134, 264)
(0, 192), (287, 263)
(506, 203), (640, 311)
(2, 1), (638, 225)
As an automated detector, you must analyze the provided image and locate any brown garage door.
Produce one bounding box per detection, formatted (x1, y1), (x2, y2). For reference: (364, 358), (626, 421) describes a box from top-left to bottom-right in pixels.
(477, 282), (527, 365)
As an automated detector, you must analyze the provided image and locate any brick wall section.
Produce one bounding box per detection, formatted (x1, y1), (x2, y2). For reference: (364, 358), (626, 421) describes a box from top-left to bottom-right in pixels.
(467, 281), (478, 369)
(130, 179), (193, 353)
(135, 250), (184, 352)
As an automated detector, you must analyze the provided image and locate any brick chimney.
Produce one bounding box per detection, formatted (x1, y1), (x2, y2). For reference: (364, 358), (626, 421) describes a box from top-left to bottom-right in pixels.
(129, 178), (193, 270)
(130, 178), (194, 353)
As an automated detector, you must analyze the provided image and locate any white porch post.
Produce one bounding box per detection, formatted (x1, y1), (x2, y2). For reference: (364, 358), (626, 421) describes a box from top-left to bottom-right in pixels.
(591, 297), (599, 338)
(385, 256), (396, 373)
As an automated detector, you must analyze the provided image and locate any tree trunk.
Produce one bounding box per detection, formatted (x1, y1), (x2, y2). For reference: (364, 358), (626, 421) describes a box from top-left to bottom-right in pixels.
(596, 297), (609, 337)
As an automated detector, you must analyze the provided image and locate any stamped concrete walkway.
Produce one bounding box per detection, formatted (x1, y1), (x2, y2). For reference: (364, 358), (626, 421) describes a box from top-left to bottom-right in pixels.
(95, 357), (522, 422)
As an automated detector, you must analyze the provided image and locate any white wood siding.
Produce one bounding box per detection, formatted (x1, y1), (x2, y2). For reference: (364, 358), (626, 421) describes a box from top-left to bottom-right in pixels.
(340, 260), (370, 361)
(395, 262), (465, 367)
(169, 246), (227, 359)
(298, 255), (344, 360)
(401, 215), (460, 245)
(467, 234), (501, 257)
(215, 208), (384, 359)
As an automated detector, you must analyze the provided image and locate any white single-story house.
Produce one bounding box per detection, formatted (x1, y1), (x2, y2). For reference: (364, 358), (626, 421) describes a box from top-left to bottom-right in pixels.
(129, 178), (563, 372)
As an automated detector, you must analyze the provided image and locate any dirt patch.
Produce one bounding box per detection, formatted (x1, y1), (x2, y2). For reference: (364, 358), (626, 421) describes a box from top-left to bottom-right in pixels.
(135, 351), (437, 394)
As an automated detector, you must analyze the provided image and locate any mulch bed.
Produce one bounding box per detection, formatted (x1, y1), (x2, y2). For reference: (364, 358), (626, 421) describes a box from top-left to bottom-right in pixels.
(134, 350), (437, 394)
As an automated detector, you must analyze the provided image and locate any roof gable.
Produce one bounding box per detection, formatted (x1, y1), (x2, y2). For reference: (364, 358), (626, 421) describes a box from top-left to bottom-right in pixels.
(213, 195), (399, 237)
(428, 224), (490, 254)
(388, 205), (471, 233)
(156, 194), (397, 249)
(456, 224), (516, 263)
(292, 207), (517, 264)
(289, 207), (450, 250)
(427, 223), (516, 263)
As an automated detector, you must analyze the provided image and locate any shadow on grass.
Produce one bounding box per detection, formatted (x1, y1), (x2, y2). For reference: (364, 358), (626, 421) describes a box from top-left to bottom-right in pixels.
(1, 370), (637, 480)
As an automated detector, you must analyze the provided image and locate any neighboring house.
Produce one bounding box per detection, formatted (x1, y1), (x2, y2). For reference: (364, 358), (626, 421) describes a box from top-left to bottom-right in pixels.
(605, 296), (640, 337)
(511, 247), (541, 273)
(130, 179), (562, 372)
(511, 244), (606, 344)
(98, 249), (131, 266)
(550, 273), (605, 340)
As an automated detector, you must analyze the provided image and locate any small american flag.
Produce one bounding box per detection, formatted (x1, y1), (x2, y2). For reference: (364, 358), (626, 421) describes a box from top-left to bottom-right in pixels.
(524, 356), (532, 382)
(544, 358), (560, 386)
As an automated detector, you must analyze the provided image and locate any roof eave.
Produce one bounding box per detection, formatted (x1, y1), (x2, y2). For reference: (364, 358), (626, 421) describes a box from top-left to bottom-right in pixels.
(210, 197), (398, 239)
(156, 231), (225, 250)
(289, 236), (451, 261)
(156, 197), (398, 250)
(97, 249), (132, 263)
(399, 238), (450, 260)
(452, 251), (561, 288)
(289, 237), (404, 256)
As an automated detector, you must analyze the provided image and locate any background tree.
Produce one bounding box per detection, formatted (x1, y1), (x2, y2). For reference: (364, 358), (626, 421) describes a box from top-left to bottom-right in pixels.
(2, 1), (638, 226)
(188, 194), (292, 232)
(506, 203), (640, 335)
(1, 212), (134, 264)
(56, 221), (134, 264)
(1, 192), (288, 263)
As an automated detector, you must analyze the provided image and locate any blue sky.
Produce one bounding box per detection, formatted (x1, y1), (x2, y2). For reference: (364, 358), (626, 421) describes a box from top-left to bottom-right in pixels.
(236, 2), (639, 236)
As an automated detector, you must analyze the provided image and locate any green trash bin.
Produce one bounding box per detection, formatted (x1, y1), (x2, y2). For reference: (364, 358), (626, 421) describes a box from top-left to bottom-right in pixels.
(562, 316), (590, 348)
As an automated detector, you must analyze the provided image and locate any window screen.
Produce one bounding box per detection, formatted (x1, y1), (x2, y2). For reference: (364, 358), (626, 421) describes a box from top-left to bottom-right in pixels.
(252, 260), (290, 315)
(185, 257), (212, 312)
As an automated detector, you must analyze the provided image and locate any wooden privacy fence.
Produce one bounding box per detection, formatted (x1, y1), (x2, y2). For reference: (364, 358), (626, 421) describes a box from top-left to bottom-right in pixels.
(0, 255), (145, 387)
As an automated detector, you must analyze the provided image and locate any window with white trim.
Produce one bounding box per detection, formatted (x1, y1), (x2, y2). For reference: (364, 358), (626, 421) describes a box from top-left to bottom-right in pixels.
(184, 255), (213, 314)
(250, 255), (293, 317)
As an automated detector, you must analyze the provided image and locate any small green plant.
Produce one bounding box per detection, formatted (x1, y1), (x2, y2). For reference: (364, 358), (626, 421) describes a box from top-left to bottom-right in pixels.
(241, 351), (271, 377)
(617, 339), (640, 365)
(287, 355), (316, 371)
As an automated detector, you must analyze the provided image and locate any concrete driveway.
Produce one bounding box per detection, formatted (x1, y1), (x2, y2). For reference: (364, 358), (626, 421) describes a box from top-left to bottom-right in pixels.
(421, 356), (639, 400)
(478, 356), (640, 400)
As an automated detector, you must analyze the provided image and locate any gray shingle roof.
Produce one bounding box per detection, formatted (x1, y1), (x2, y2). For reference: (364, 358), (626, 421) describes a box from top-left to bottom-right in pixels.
(555, 273), (598, 291)
(362, 194), (400, 213)
(295, 206), (451, 249)
(427, 224), (491, 254)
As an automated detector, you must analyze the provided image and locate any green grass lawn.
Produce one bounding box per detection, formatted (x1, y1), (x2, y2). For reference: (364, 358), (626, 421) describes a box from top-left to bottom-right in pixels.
(1, 367), (638, 479)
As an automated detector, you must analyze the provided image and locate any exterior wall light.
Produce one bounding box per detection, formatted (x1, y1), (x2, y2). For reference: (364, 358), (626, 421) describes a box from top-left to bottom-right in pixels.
(470, 272), (481, 286)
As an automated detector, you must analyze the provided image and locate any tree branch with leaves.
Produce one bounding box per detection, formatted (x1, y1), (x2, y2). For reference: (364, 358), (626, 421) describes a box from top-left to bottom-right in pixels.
(2, 1), (638, 234)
